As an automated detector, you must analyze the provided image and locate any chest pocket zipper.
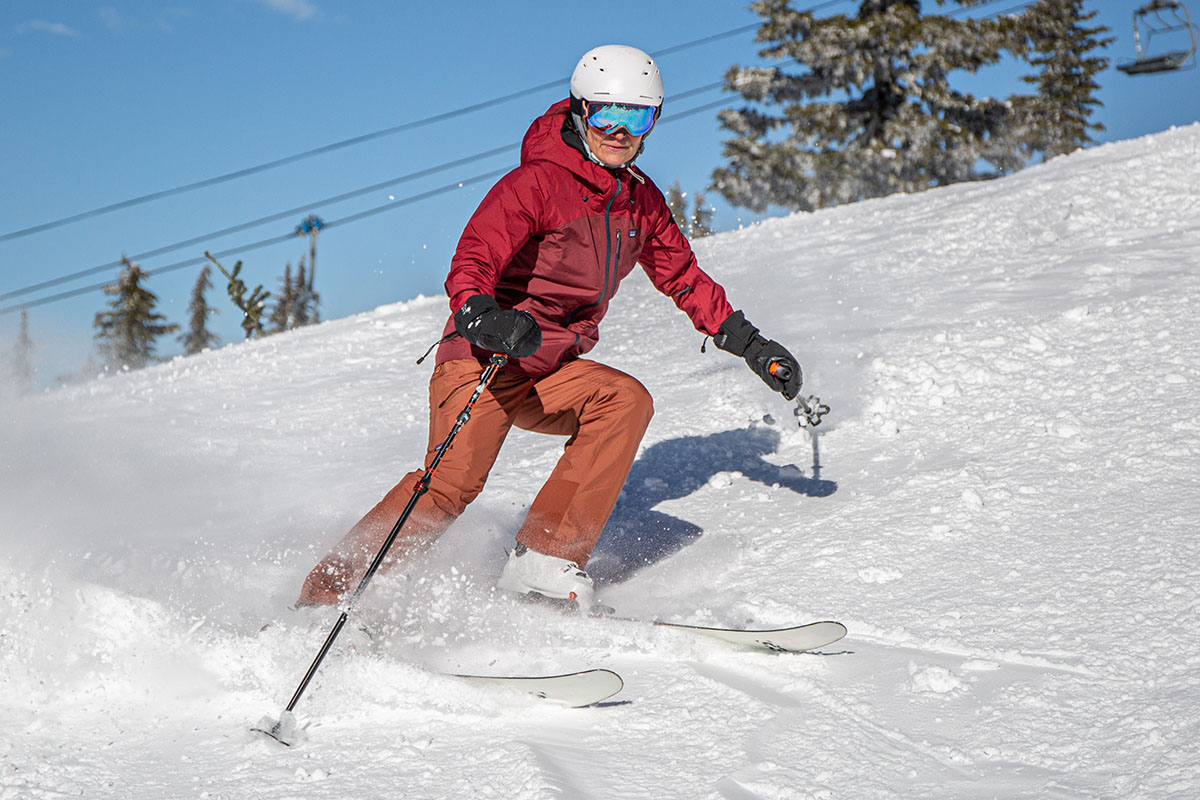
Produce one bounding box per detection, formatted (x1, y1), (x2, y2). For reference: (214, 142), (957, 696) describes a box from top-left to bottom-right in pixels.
(613, 229), (622, 281)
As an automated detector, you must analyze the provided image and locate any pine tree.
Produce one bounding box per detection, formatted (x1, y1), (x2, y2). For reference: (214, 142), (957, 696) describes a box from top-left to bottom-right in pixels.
(93, 256), (180, 371)
(269, 263), (298, 333)
(690, 190), (714, 238)
(666, 181), (714, 239)
(12, 309), (35, 394)
(305, 269), (321, 326)
(293, 259), (312, 328)
(180, 265), (220, 355)
(1017, 0), (1113, 159)
(205, 252), (270, 340)
(712, 0), (1030, 212)
(292, 255), (321, 327)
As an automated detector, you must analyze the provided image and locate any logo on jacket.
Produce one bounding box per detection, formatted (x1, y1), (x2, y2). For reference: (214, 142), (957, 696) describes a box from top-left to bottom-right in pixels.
(628, 229), (637, 237)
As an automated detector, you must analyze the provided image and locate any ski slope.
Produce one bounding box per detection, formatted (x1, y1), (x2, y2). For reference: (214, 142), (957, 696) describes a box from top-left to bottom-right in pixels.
(2, 124), (1198, 799)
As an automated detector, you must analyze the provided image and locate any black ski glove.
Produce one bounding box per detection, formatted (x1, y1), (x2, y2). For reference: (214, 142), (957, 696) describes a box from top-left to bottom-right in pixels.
(454, 294), (542, 359)
(713, 310), (802, 400)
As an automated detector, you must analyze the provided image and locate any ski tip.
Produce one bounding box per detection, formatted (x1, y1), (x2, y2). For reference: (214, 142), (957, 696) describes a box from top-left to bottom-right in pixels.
(575, 668), (624, 706)
(589, 667), (624, 688)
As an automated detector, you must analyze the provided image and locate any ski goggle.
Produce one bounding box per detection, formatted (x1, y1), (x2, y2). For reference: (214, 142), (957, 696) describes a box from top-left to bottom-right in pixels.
(583, 101), (658, 137)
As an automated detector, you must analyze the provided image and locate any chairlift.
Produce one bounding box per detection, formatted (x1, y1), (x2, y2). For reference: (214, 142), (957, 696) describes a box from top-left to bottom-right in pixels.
(1116, 0), (1198, 74)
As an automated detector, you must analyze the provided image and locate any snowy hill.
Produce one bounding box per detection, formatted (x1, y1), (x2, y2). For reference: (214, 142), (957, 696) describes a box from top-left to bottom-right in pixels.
(2, 124), (1199, 799)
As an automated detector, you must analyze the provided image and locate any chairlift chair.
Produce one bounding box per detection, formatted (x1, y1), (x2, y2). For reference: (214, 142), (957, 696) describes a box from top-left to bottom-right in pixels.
(1116, 0), (1198, 74)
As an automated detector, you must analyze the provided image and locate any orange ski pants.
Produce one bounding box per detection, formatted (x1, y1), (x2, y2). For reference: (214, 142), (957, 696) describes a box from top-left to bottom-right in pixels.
(298, 357), (654, 606)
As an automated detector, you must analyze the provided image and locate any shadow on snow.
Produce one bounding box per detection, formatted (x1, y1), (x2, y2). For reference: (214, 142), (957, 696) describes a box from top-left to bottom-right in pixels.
(591, 425), (836, 585)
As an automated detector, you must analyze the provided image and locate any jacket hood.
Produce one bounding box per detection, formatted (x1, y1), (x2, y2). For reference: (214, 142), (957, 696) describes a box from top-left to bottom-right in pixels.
(521, 99), (630, 193)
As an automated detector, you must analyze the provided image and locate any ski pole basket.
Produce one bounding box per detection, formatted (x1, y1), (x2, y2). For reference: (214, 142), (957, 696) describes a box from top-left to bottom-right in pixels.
(1117, 0), (1198, 74)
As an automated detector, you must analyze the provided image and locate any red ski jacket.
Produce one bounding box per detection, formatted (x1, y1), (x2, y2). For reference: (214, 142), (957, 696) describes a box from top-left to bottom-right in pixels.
(435, 99), (734, 377)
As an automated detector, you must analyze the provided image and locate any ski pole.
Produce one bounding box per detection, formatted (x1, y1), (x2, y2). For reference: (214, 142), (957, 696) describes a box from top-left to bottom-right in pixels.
(255, 353), (508, 745)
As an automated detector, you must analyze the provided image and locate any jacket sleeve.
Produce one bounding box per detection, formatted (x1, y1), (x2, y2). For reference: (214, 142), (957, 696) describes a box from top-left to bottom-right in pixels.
(636, 186), (734, 336)
(445, 167), (545, 312)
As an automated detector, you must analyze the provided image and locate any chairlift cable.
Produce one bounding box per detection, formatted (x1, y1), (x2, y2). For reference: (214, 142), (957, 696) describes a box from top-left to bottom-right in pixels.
(0, 22), (771, 244)
(0, 94), (742, 316)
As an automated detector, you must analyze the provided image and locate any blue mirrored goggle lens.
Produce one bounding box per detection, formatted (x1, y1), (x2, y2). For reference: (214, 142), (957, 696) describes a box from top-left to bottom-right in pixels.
(585, 102), (657, 136)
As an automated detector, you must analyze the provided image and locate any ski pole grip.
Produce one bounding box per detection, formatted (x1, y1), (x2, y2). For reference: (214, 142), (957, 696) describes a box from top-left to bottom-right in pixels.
(767, 359), (792, 382)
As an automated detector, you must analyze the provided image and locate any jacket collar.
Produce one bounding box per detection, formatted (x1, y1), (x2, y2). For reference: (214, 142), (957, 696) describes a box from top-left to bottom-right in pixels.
(521, 99), (644, 193)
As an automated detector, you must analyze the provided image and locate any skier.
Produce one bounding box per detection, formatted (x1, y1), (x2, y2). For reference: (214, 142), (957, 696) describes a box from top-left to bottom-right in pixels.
(297, 44), (802, 611)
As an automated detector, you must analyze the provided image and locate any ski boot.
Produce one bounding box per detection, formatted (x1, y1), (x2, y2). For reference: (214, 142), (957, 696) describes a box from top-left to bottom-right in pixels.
(496, 543), (596, 612)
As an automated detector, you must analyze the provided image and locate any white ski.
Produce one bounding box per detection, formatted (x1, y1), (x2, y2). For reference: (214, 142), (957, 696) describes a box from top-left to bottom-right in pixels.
(652, 620), (848, 653)
(254, 668), (623, 745)
(451, 668), (624, 707)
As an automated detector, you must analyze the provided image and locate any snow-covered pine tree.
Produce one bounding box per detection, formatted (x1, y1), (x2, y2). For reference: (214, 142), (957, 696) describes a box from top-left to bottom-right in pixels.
(93, 256), (180, 371)
(1016, 0), (1113, 159)
(268, 263), (297, 333)
(712, 0), (1030, 212)
(180, 265), (220, 355)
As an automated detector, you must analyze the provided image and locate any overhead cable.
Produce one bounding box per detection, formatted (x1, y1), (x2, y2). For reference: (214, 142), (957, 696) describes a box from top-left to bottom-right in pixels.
(0, 95), (743, 316)
(2, 90), (738, 304)
(0, 168), (511, 315)
(0, 23), (762, 243)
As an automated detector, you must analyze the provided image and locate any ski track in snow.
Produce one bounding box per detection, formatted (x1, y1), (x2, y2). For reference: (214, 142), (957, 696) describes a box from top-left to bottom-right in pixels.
(3, 125), (1200, 798)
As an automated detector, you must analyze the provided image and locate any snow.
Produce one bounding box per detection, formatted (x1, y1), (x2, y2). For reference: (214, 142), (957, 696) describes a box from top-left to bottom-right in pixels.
(3, 124), (1199, 798)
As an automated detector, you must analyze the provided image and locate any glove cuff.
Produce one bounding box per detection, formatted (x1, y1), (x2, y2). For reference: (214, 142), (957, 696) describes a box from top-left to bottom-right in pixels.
(712, 310), (760, 357)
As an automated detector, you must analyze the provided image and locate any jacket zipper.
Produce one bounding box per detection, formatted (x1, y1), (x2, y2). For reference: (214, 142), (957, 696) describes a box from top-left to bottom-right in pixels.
(613, 230), (622, 289)
(565, 175), (622, 330)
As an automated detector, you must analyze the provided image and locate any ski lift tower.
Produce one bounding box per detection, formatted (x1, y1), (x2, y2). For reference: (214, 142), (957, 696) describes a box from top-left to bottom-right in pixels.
(295, 214), (325, 314)
(1117, 0), (1198, 74)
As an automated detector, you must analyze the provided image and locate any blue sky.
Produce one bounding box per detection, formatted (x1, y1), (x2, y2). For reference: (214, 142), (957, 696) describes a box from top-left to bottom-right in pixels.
(2, 0), (1197, 385)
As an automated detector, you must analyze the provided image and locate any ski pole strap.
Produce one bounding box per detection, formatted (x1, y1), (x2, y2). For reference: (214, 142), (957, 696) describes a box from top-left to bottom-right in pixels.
(416, 332), (461, 365)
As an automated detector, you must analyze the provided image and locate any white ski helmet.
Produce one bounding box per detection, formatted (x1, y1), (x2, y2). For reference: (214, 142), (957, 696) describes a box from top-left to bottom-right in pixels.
(570, 44), (664, 108)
